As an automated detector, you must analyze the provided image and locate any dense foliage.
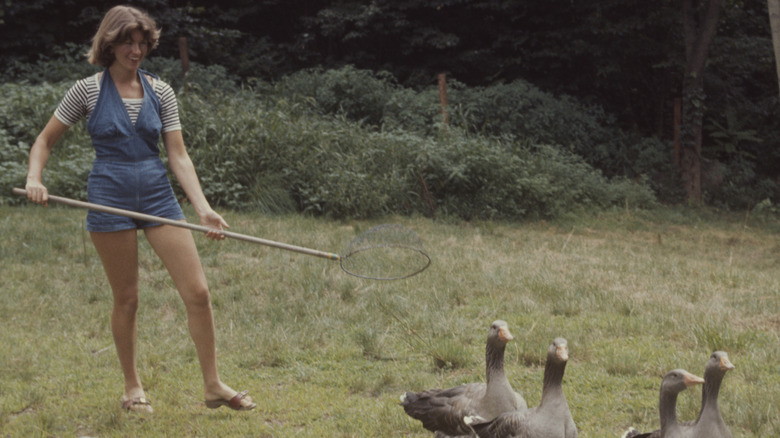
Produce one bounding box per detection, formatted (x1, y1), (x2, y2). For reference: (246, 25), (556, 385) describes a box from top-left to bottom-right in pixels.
(1, 0), (777, 212)
(0, 59), (658, 220)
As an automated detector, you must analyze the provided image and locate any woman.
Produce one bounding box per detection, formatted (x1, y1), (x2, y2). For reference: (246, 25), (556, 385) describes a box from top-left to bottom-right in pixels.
(24, 5), (255, 413)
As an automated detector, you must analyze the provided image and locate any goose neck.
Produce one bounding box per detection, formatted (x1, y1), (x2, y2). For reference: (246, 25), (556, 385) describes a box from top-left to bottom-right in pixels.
(485, 342), (506, 382)
(659, 391), (680, 429)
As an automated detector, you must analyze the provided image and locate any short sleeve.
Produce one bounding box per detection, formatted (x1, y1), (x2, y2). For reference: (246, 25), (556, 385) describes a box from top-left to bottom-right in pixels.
(53, 79), (90, 126)
(155, 80), (182, 133)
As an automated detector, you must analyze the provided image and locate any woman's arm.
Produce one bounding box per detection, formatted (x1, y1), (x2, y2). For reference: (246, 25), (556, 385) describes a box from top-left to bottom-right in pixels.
(162, 129), (228, 239)
(26, 116), (71, 205)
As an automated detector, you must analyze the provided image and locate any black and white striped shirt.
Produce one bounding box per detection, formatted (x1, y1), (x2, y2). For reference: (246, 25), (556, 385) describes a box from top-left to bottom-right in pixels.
(54, 72), (181, 133)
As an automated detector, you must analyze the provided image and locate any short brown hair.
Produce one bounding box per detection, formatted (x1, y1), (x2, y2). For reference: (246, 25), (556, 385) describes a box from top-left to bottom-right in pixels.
(87, 5), (161, 67)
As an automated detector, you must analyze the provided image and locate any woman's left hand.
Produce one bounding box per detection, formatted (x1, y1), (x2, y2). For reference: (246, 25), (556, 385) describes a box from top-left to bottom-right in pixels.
(199, 209), (229, 241)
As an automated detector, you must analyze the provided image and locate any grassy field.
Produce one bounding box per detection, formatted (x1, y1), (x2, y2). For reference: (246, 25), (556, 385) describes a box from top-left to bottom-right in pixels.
(0, 203), (778, 437)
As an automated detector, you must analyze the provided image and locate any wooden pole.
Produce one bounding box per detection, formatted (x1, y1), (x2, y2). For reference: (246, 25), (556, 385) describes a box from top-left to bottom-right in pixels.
(12, 188), (341, 261)
(438, 73), (449, 125)
(178, 37), (190, 77)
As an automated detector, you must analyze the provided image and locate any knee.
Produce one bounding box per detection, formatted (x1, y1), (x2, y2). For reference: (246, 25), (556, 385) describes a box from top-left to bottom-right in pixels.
(113, 289), (139, 314)
(182, 285), (212, 310)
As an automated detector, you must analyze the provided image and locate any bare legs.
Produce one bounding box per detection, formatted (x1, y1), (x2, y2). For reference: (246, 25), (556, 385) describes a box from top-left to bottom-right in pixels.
(91, 224), (253, 409)
(91, 229), (145, 404)
(143, 224), (242, 402)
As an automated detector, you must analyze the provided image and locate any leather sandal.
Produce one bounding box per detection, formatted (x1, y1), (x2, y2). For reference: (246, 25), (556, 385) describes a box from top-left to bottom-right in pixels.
(205, 390), (256, 411)
(121, 396), (153, 413)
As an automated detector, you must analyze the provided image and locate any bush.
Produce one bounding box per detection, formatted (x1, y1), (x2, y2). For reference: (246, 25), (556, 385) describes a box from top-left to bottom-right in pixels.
(704, 156), (778, 211)
(0, 43), (101, 84)
(272, 65), (443, 134)
(1, 65), (659, 219)
(419, 135), (656, 220)
(0, 81), (92, 204)
(0, 128), (29, 201)
(445, 79), (666, 182)
(178, 90), (426, 217)
(2, 50), (775, 212)
(271, 68), (676, 195)
(142, 57), (241, 95)
(0, 47), (241, 97)
(178, 83), (656, 220)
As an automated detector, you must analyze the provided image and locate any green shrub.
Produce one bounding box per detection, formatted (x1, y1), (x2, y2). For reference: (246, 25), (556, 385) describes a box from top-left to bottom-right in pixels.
(704, 157), (778, 211)
(1, 48), (241, 97)
(445, 80), (663, 180)
(0, 82), (91, 204)
(179, 89), (427, 218)
(3, 53), (775, 213)
(1, 65), (658, 219)
(143, 57), (241, 95)
(272, 65), (444, 134)
(0, 127), (29, 202)
(179, 84), (656, 220)
(272, 65), (402, 127)
(0, 43), (100, 84)
(271, 68), (677, 196)
(419, 135), (656, 220)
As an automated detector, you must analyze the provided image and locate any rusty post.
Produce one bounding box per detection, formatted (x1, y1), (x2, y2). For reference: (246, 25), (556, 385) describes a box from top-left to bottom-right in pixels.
(178, 37), (190, 77)
(438, 73), (449, 125)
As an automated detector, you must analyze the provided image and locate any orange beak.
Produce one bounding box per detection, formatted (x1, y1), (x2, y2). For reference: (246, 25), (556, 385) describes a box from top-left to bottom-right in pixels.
(683, 371), (705, 386)
(557, 344), (569, 361)
(498, 327), (514, 342)
(720, 355), (735, 371)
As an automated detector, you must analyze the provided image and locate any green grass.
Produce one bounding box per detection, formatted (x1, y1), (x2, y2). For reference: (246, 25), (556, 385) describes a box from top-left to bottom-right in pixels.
(1, 204), (778, 437)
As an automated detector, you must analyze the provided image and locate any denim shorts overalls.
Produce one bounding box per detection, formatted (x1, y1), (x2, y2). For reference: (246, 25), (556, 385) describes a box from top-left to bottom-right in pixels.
(85, 69), (185, 232)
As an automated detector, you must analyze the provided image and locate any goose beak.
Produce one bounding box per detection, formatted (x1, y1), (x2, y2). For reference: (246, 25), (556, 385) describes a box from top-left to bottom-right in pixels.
(557, 344), (569, 361)
(498, 327), (514, 342)
(683, 371), (705, 386)
(720, 355), (735, 371)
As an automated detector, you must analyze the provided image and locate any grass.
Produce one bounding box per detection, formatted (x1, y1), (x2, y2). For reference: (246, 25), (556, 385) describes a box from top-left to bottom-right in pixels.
(0, 203), (778, 437)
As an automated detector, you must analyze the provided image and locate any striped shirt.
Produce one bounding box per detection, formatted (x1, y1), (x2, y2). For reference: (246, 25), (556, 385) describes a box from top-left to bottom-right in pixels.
(54, 72), (181, 133)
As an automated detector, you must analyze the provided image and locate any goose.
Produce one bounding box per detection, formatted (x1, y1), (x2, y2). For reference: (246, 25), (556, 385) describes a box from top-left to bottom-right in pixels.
(621, 369), (705, 438)
(400, 320), (527, 437)
(686, 351), (734, 438)
(465, 337), (577, 438)
(622, 352), (733, 438)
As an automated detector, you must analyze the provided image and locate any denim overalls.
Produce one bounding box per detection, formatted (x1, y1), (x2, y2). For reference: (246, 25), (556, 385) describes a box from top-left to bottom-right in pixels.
(85, 69), (185, 232)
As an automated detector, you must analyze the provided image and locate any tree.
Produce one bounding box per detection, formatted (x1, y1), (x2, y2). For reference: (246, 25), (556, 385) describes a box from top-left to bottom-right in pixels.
(769, 0), (780, 97)
(680, 0), (723, 204)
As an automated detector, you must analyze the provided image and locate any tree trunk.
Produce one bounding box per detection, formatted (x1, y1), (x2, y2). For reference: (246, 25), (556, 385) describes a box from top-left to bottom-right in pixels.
(680, 0), (723, 204)
(769, 0), (780, 97)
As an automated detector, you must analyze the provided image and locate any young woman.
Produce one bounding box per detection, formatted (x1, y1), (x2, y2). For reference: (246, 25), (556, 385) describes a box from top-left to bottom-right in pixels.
(24, 5), (255, 413)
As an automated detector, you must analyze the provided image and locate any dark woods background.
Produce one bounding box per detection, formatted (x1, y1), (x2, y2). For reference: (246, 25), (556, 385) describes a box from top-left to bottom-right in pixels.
(1, 0), (778, 216)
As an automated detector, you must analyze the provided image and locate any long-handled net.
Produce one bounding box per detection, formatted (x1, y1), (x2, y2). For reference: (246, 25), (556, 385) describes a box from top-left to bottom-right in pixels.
(13, 188), (431, 280)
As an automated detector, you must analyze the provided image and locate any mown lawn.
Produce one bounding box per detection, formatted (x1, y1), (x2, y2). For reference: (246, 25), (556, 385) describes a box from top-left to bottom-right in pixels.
(1, 204), (778, 437)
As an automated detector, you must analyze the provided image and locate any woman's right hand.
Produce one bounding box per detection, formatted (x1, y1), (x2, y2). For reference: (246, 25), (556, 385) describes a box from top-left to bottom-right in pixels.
(25, 116), (70, 207)
(25, 179), (49, 206)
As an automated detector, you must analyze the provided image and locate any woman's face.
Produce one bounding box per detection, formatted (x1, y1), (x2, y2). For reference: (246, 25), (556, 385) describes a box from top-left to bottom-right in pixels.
(111, 29), (148, 71)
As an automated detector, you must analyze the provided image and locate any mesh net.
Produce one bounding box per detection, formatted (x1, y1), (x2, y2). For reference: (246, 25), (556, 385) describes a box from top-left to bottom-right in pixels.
(339, 224), (431, 280)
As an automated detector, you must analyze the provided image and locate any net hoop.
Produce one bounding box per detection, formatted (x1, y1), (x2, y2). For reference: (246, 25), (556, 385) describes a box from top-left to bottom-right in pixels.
(338, 224), (431, 280)
(339, 244), (432, 280)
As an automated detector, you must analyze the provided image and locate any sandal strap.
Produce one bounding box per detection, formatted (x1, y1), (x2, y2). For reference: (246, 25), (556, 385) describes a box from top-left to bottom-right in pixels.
(229, 390), (250, 409)
(122, 397), (151, 410)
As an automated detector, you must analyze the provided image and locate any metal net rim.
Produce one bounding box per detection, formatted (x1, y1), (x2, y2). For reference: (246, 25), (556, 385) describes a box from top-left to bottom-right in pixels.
(339, 244), (432, 281)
